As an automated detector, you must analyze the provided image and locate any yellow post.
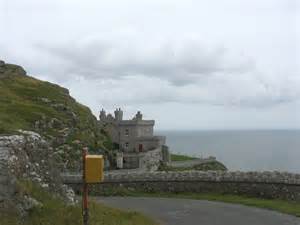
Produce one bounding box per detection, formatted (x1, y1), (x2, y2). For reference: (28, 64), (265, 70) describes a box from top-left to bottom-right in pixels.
(82, 149), (104, 225)
(85, 155), (104, 183)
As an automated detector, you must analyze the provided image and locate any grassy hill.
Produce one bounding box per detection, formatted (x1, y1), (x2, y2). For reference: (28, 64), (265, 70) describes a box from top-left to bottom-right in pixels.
(0, 61), (110, 169)
(170, 153), (197, 161)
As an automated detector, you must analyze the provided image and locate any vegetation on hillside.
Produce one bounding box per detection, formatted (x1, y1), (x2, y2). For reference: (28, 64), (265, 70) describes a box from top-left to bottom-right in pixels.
(171, 153), (197, 161)
(167, 153), (227, 171)
(0, 182), (158, 225)
(0, 62), (111, 169)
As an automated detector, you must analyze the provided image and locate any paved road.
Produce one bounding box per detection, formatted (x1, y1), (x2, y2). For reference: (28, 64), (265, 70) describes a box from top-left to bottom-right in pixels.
(96, 197), (300, 225)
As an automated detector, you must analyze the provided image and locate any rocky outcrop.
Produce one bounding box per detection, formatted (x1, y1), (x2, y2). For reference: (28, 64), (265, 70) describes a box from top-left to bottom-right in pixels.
(0, 60), (26, 77)
(0, 131), (75, 216)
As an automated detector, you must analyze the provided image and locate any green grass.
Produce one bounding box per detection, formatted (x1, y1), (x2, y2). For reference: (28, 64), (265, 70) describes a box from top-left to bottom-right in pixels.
(0, 182), (158, 225)
(170, 153), (197, 161)
(159, 161), (227, 171)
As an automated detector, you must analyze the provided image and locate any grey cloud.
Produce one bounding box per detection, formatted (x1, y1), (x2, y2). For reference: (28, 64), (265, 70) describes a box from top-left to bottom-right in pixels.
(1, 0), (298, 118)
(67, 70), (300, 110)
(37, 38), (253, 85)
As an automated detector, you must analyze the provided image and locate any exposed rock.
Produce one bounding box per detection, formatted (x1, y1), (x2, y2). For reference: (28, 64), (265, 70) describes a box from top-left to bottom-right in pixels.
(0, 63), (26, 76)
(0, 60), (5, 75)
(0, 131), (72, 216)
(48, 118), (63, 129)
(22, 196), (43, 211)
(51, 103), (69, 111)
(62, 184), (76, 205)
(39, 97), (52, 104)
(67, 110), (78, 122)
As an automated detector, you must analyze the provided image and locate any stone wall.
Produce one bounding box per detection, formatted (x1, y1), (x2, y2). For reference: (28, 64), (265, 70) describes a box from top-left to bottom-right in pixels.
(161, 145), (170, 163)
(103, 171), (300, 185)
(66, 171), (300, 202)
(138, 147), (162, 171)
(120, 147), (165, 170)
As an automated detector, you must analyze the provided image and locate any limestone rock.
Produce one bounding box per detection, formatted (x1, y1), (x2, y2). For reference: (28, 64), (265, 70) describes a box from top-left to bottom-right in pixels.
(22, 196), (43, 211)
(0, 131), (73, 216)
(48, 118), (63, 129)
(62, 184), (76, 205)
(39, 97), (51, 104)
(0, 63), (26, 76)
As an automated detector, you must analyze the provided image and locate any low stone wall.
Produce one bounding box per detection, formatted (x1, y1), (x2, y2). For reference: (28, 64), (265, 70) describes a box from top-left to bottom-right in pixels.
(103, 171), (300, 184)
(67, 171), (300, 202)
(139, 147), (162, 171)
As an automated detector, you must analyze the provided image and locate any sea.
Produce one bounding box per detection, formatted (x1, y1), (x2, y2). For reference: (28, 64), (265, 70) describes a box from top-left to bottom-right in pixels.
(156, 130), (300, 173)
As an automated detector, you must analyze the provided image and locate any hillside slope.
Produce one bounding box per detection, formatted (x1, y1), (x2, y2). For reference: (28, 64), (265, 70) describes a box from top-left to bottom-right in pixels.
(0, 60), (109, 169)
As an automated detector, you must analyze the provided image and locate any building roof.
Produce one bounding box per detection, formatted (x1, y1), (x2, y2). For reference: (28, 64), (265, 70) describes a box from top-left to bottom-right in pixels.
(117, 120), (155, 126)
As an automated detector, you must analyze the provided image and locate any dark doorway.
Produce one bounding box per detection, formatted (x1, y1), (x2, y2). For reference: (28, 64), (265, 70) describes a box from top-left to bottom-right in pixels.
(139, 144), (143, 152)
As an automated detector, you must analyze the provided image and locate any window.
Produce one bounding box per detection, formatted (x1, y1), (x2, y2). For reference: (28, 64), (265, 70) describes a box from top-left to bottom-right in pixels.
(125, 129), (129, 136)
(125, 142), (129, 148)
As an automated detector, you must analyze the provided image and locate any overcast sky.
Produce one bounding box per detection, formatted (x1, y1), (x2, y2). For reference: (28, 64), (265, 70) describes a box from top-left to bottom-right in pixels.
(0, 0), (299, 130)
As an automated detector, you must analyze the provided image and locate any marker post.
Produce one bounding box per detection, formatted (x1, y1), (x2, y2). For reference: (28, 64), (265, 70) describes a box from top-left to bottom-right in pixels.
(82, 147), (88, 225)
(82, 147), (104, 225)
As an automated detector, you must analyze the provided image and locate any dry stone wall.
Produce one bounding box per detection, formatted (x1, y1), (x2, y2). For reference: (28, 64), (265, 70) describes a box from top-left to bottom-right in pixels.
(103, 171), (300, 185)
(139, 148), (162, 171)
(65, 170), (300, 201)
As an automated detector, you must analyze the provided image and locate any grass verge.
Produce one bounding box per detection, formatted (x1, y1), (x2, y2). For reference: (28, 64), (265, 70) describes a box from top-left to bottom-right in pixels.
(0, 182), (158, 225)
(170, 153), (197, 161)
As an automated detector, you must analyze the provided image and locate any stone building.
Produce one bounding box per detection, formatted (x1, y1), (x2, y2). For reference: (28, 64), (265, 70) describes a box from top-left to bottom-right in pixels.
(99, 108), (170, 170)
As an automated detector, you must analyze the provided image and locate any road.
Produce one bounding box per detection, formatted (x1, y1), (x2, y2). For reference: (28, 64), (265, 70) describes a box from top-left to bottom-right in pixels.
(96, 197), (300, 225)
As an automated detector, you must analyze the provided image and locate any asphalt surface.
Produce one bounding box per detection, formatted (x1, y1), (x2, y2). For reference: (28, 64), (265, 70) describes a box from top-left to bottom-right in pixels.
(96, 197), (300, 225)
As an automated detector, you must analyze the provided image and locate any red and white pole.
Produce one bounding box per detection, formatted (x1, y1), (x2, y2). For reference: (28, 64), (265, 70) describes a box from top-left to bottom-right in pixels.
(82, 147), (88, 225)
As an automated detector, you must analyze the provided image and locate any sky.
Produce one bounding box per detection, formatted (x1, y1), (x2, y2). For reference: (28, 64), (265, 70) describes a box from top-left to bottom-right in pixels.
(0, 0), (299, 130)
